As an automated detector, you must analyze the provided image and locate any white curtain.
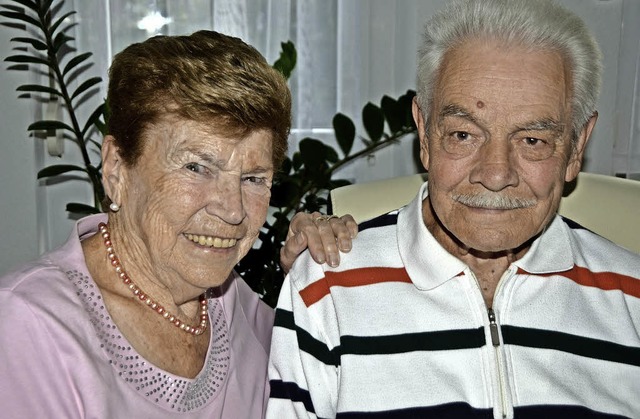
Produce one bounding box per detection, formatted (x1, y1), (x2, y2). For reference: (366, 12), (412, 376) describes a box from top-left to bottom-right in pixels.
(31, 0), (640, 252)
(69, 0), (640, 181)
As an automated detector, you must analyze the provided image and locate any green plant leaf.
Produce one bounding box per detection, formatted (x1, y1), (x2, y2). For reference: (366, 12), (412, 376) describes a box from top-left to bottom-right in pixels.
(279, 157), (292, 176)
(3, 1), (38, 11)
(53, 32), (73, 53)
(62, 51), (91, 76)
(292, 151), (302, 170)
(398, 90), (417, 129)
(333, 113), (355, 156)
(10, 36), (47, 50)
(0, 10), (41, 29)
(324, 144), (339, 163)
(37, 164), (87, 179)
(362, 102), (384, 143)
(16, 84), (62, 96)
(66, 202), (101, 215)
(272, 40), (297, 80)
(5, 53), (50, 67)
(49, 10), (75, 36)
(299, 137), (329, 172)
(328, 178), (352, 189)
(58, 21), (78, 35)
(89, 138), (102, 151)
(28, 120), (73, 132)
(70, 76), (101, 100)
(82, 102), (106, 135)
(270, 178), (301, 208)
(381, 95), (403, 133)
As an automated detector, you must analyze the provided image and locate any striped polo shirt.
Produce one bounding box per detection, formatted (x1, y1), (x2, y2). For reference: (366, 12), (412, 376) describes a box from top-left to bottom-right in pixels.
(267, 182), (640, 419)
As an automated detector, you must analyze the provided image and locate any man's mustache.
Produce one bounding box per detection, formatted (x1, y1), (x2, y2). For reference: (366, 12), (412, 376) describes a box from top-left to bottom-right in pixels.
(453, 193), (537, 210)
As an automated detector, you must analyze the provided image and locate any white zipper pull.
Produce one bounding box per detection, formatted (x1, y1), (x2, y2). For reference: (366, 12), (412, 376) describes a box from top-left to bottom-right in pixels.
(488, 308), (500, 346)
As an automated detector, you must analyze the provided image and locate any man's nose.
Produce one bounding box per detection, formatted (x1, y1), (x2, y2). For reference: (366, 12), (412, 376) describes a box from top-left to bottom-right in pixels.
(468, 138), (519, 191)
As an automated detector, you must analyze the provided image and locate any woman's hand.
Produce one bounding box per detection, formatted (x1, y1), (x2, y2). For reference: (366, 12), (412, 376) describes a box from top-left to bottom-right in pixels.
(280, 212), (358, 273)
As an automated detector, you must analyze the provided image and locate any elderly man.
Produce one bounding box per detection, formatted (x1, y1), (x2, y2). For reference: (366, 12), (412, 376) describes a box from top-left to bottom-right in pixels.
(266, 0), (640, 418)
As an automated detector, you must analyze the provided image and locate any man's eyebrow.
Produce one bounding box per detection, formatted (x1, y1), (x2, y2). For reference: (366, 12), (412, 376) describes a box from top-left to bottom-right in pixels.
(439, 104), (480, 125)
(516, 118), (565, 132)
(439, 105), (565, 133)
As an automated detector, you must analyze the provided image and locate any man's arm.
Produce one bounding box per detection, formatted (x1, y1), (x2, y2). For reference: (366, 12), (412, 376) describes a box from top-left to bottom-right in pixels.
(266, 266), (339, 418)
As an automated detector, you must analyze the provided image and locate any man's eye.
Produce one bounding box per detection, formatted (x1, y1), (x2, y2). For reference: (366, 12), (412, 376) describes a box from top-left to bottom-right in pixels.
(454, 131), (470, 141)
(243, 176), (266, 185)
(524, 137), (542, 146)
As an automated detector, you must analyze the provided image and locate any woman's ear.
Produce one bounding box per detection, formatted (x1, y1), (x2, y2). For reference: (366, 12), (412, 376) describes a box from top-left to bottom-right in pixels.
(102, 135), (125, 205)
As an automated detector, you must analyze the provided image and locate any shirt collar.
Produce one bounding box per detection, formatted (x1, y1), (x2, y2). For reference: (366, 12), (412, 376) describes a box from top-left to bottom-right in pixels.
(397, 182), (575, 289)
(513, 215), (575, 274)
(397, 182), (467, 290)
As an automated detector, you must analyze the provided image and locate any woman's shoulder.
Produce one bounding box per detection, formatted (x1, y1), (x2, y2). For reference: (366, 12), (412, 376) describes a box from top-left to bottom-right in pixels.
(218, 273), (275, 353)
(0, 252), (68, 295)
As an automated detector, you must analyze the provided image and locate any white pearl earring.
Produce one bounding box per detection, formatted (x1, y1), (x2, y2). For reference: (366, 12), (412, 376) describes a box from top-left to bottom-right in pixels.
(109, 202), (120, 212)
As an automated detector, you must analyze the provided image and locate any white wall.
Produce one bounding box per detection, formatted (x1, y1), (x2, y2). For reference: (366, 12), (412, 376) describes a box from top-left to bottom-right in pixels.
(0, 24), (40, 274)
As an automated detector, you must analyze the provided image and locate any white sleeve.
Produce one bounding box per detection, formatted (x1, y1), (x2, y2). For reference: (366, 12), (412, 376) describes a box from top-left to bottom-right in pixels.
(266, 261), (339, 419)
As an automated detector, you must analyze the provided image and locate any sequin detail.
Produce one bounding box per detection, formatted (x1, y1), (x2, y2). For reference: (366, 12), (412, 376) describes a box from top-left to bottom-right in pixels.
(66, 270), (230, 412)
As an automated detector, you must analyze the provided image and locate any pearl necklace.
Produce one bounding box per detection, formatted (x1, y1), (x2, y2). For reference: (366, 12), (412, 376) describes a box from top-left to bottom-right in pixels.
(98, 222), (209, 336)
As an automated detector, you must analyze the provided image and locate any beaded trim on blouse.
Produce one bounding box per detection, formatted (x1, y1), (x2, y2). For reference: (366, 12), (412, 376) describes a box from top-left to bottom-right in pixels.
(67, 269), (230, 413)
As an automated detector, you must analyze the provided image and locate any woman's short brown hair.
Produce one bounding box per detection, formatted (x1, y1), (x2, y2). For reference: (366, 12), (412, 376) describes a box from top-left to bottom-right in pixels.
(107, 30), (291, 168)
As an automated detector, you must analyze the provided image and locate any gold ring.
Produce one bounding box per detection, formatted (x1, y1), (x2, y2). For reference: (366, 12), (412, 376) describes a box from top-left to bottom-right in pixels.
(314, 214), (339, 223)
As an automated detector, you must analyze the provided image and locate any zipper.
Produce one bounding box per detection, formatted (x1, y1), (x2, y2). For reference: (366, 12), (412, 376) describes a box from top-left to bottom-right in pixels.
(488, 308), (500, 346)
(488, 307), (508, 418)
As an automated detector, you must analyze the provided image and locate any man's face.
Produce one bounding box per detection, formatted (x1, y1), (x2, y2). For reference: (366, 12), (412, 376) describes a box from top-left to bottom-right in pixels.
(416, 40), (594, 254)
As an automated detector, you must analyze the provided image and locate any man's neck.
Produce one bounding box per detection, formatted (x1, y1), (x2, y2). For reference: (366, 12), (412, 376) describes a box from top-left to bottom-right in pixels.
(422, 199), (529, 307)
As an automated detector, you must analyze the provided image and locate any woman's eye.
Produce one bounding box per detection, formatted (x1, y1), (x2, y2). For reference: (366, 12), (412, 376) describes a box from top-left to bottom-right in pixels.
(185, 163), (206, 174)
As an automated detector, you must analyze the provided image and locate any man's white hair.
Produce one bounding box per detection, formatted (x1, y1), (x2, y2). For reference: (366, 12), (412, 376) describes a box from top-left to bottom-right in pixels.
(416, 0), (602, 139)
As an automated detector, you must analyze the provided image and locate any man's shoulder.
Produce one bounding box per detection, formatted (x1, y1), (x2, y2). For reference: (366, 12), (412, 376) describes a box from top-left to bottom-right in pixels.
(561, 217), (640, 274)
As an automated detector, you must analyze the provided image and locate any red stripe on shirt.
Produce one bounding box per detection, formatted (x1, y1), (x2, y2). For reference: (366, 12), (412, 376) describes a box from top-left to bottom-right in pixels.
(300, 267), (411, 307)
(518, 266), (640, 298)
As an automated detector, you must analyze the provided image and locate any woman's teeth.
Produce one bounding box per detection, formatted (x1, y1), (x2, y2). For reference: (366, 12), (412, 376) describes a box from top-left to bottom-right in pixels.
(185, 233), (237, 248)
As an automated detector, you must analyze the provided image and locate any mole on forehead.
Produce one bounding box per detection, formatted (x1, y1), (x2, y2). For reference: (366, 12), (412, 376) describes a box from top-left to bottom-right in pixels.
(476, 100), (484, 109)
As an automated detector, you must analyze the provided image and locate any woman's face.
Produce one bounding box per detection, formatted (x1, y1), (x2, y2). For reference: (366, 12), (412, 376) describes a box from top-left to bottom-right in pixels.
(113, 116), (273, 295)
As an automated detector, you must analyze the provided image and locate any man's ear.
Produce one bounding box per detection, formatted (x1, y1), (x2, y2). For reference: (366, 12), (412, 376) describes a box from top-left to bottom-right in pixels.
(412, 97), (430, 171)
(565, 112), (597, 182)
(101, 135), (125, 205)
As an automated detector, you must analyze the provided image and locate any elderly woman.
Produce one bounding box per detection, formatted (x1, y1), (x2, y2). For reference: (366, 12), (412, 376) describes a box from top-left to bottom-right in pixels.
(0, 31), (355, 418)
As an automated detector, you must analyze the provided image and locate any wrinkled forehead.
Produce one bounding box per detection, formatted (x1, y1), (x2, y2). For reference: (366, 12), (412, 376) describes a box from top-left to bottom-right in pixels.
(432, 39), (572, 124)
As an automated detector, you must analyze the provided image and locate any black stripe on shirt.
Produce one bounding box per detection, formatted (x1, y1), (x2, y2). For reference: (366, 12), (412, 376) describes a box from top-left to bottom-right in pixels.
(560, 215), (588, 231)
(358, 212), (398, 232)
(269, 379), (317, 415)
(276, 307), (486, 364)
(502, 325), (640, 367)
(335, 401), (493, 418)
(339, 327), (486, 355)
(334, 402), (630, 418)
(274, 308), (340, 366)
(514, 404), (631, 418)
